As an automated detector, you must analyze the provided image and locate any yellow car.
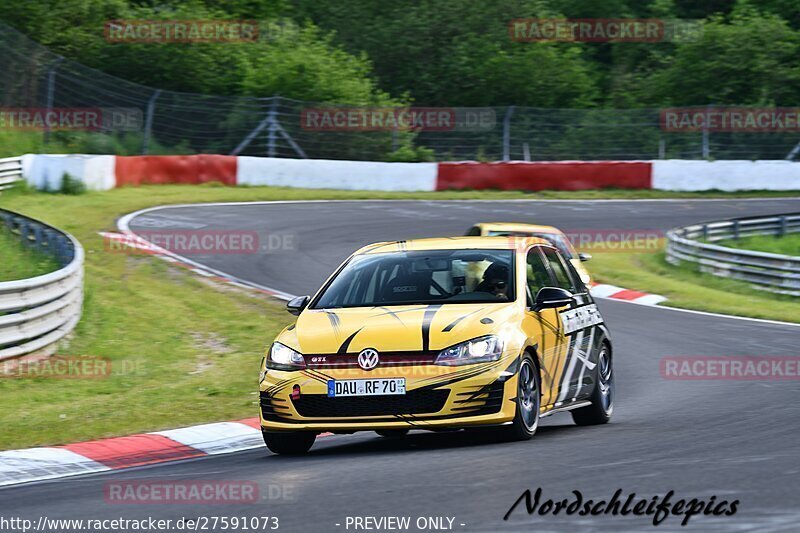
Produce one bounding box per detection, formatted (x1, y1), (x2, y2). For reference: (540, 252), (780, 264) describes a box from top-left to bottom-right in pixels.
(466, 222), (592, 284)
(259, 237), (613, 454)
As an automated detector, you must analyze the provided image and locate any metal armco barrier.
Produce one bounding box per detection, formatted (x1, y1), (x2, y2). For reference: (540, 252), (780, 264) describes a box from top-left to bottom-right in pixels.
(0, 209), (83, 360)
(666, 213), (800, 296)
(0, 156), (23, 191)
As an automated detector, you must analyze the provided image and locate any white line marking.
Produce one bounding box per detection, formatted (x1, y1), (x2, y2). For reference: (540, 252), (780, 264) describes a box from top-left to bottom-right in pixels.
(597, 297), (800, 327)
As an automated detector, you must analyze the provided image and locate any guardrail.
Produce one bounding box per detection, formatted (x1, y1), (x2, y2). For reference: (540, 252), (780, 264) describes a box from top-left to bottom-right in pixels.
(666, 213), (800, 296)
(0, 156), (23, 191)
(0, 209), (83, 360)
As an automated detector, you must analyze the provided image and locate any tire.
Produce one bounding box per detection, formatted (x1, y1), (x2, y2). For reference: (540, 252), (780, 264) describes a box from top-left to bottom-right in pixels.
(262, 431), (316, 455)
(505, 354), (540, 441)
(571, 342), (613, 426)
(375, 429), (409, 438)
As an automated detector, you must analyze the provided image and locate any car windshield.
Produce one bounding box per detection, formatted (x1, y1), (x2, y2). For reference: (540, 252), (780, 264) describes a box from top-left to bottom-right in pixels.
(312, 249), (516, 308)
(487, 230), (574, 259)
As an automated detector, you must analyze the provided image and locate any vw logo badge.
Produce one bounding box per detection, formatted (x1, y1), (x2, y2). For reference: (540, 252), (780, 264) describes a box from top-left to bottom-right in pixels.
(357, 348), (379, 371)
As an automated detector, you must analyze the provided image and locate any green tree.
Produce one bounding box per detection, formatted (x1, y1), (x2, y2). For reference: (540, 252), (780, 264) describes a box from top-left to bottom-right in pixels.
(646, 8), (800, 105)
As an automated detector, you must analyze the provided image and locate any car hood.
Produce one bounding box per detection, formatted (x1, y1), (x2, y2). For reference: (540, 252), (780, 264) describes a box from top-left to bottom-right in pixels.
(277, 302), (520, 355)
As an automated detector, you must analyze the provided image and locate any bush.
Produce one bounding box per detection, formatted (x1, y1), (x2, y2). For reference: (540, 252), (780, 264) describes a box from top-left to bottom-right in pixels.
(59, 173), (86, 195)
(386, 138), (436, 162)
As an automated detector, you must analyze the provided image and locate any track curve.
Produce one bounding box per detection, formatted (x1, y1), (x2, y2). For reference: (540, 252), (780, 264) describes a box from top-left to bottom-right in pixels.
(3, 198), (800, 532)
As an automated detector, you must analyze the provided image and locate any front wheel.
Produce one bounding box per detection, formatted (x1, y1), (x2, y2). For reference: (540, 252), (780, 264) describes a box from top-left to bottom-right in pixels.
(262, 431), (316, 455)
(571, 342), (613, 426)
(505, 354), (540, 441)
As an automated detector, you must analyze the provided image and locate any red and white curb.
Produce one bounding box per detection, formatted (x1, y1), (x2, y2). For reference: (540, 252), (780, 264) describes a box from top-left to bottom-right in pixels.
(589, 283), (667, 306)
(1, 417), (336, 487)
(0, 418), (263, 487)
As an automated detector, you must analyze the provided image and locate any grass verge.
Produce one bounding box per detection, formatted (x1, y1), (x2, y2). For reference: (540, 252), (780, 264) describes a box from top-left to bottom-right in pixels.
(0, 184), (797, 450)
(0, 228), (60, 281)
(587, 250), (800, 323)
(716, 233), (800, 256)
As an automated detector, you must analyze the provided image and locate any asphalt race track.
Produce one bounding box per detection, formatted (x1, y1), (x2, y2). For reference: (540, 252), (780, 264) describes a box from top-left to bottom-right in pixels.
(3, 198), (800, 532)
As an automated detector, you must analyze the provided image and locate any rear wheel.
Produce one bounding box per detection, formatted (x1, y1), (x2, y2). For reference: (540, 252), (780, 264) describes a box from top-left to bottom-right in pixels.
(375, 429), (409, 438)
(262, 431), (316, 455)
(505, 354), (540, 441)
(571, 342), (613, 426)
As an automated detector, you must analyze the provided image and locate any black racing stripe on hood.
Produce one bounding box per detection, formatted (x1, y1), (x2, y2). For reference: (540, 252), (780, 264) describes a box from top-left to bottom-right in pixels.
(324, 310), (341, 334)
(421, 304), (442, 352)
(442, 308), (485, 332)
(371, 306), (429, 317)
(373, 306), (408, 326)
(337, 328), (363, 354)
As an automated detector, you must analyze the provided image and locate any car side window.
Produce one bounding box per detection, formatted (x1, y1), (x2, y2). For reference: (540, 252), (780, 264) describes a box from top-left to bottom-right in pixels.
(541, 247), (575, 292)
(526, 248), (552, 304)
(563, 259), (587, 294)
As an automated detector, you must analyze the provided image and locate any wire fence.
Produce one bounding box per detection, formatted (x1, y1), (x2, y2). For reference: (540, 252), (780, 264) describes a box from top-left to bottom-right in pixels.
(2, 22), (800, 161)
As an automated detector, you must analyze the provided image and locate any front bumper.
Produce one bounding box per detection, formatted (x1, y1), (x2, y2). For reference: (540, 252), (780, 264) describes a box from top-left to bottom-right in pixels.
(259, 355), (519, 432)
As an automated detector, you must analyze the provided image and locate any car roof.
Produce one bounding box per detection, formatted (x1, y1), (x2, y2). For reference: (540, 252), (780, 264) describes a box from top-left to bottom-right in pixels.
(475, 222), (562, 234)
(355, 236), (552, 255)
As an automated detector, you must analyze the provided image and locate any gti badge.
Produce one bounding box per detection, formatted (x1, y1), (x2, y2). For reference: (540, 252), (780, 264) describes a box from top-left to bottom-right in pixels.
(357, 348), (379, 371)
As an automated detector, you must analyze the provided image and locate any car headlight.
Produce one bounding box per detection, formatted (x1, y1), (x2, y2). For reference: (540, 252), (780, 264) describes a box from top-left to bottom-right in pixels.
(267, 342), (306, 370)
(435, 335), (504, 366)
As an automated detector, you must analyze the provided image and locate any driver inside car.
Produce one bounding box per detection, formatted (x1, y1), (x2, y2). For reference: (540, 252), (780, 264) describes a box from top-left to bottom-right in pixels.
(475, 262), (510, 301)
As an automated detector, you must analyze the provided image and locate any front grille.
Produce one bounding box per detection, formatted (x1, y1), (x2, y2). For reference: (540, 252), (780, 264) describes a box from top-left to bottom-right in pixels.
(291, 389), (450, 418)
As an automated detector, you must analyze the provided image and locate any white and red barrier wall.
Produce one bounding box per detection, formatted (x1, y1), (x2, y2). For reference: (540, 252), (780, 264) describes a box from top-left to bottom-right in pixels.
(19, 154), (800, 192)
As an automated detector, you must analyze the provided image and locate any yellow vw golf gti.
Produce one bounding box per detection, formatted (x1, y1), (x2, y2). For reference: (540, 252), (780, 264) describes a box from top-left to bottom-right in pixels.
(259, 237), (613, 454)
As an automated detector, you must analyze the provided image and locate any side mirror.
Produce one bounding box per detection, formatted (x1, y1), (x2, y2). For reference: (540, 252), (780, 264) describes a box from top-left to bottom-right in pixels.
(533, 287), (574, 311)
(286, 295), (310, 316)
(578, 253), (592, 262)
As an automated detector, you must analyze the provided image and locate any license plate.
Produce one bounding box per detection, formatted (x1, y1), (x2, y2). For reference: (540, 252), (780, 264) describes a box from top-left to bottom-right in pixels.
(327, 378), (406, 397)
